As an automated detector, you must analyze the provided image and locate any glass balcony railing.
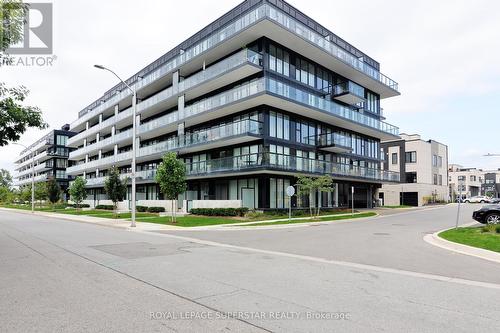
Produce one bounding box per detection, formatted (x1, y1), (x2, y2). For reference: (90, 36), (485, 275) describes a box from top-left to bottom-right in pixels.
(332, 81), (365, 98)
(316, 132), (352, 148)
(264, 5), (398, 91)
(66, 151), (132, 175)
(266, 78), (399, 136)
(70, 129), (133, 159)
(138, 119), (262, 158)
(185, 152), (400, 182)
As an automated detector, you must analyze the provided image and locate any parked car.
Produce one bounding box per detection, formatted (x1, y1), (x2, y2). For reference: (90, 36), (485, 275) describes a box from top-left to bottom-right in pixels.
(463, 196), (491, 203)
(489, 198), (500, 204)
(472, 205), (500, 224)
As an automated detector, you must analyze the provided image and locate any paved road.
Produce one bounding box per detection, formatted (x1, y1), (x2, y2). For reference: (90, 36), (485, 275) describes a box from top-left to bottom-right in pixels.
(1, 205), (499, 332)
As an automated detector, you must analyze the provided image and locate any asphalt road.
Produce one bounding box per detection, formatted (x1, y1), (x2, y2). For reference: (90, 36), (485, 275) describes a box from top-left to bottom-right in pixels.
(1, 205), (499, 332)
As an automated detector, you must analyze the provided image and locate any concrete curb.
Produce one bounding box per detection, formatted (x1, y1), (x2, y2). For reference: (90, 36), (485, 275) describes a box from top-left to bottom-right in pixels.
(423, 224), (500, 264)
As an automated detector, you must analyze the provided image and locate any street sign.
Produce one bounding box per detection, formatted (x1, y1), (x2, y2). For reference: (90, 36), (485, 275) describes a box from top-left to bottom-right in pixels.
(286, 186), (295, 197)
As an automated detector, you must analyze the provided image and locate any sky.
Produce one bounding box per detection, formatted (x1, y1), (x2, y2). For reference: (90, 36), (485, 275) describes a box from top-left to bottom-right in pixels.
(2, 0), (500, 176)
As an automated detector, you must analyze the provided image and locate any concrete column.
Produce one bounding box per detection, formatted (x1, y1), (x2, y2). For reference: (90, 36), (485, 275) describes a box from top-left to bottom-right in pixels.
(83, 171), (86, 178)
(96, 168), (99, 177)
(114, 104), (119, 116)
(85, 154), (89, 163)
(178, 122), (185, 136)
(86, 121), (89, 130)
(111, 125), (116, 136)
(178, 95), (185, 120)
(98, 149), (102, 159)
(99, 113), (103, 123)
(172, 70), (180, 93)
(114, 144), (118, 156)
(83, 138), (87, 148)
(96, 133), (100, 142)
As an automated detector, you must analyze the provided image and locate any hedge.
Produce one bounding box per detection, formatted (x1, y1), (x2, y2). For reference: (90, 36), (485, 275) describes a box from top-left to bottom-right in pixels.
(68, 203), (90, 208)
(95, 204), (114, 210)
(136, 205), (148, 212)
(190, 207), (249, 217)
(147, 206), (165, 213)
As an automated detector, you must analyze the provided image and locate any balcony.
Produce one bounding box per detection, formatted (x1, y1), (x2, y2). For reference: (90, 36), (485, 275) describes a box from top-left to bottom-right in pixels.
(69, 48), (262, 141)
(15, 136), (53, 163)
(138, 119), (262, 161)
(66, 151), (133, 175)
(184, 153), (399, 183)
(331, 81), (365, 105)
(138, 111), (179, 141)
(182, 78), (398, 140)
(14, 174), (49, 186)
(69, 129), (133, 160)
(315, 133), (352, 153)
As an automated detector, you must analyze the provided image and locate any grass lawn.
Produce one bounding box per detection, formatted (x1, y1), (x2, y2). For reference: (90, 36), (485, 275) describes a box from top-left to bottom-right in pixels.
(439, 226), (500, 253)
(134, 215), (242, 227)
(241, 212), (377, 226)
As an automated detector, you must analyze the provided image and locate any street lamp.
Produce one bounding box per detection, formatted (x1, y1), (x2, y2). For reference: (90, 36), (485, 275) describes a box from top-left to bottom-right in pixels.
(94, 64), (137, 228)
(13, 143), (35, 213)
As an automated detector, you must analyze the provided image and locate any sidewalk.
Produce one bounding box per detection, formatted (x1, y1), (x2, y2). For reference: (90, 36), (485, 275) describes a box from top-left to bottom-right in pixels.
(0, 207), (183, 231)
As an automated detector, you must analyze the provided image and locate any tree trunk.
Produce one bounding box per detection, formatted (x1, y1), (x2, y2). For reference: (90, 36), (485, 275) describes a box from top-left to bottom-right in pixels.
(171, 200), (174, 223)
(173, 199), (177, 223)
(316, 190), (321, 217)
(309, 191), (313, 218)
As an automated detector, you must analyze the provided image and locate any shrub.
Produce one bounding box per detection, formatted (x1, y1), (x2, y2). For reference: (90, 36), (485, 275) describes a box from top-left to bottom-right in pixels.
(136, 205), (148, 212)
(496, 225), (500, 234)
(68, 203), (90, 208)
(95, 204), (114, 210)
(147, 206), (165, 213)
(190, 207), (248, 217)
(481, 226), (491, 233)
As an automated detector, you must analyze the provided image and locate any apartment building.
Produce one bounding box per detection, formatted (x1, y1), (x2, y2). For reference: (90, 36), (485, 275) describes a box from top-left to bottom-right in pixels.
(448, 164), (500, 200)
(14, 125), (76, 200)
(65, 0), (401, 210)
(379, 134), (448, 206)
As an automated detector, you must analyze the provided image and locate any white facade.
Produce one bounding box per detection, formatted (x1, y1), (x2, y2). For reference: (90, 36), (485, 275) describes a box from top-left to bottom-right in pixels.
(380, 134), (449, 206)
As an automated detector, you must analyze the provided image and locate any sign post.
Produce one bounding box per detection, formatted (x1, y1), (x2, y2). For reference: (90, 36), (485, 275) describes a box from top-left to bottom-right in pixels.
(351, 186), (354, 216)
(455, 179), (463, 229)
(286, 186), (295, 223)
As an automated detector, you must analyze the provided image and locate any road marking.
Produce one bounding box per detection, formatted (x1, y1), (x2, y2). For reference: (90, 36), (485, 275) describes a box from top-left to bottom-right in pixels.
(135, 229), (500, 291)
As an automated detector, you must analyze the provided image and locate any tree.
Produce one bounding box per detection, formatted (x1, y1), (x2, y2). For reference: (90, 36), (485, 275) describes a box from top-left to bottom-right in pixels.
(313, 175), (334, 216)
(69, 176), (87, 210)
(20, 184), (32, 203)
(46, 176), (61, 207)
(1, 0), (28, 60)
(34, 182), (47, 207)
(0, 83), (48, 146)
(296, 175), (334, 218)
(0, 185), (10, 202)
(296, 176), (315, 218)
(155, 152), (186, 223)
(104, 167), (127, 216)
(0, 168), (12, 188)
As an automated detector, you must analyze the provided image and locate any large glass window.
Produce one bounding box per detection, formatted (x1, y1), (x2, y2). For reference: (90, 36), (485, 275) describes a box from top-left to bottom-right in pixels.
(270, 177), (291, 209)
(295, 119), (315, 145)
(269, 44), (290, 77)
(366, 92), (379, 114)
(269, 111), (290, 140)
(56, 135), (68, 146)
(295, 58), (315, 87)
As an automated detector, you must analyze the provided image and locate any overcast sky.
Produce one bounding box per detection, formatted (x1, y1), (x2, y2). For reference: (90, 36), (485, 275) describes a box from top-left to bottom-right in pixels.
(2, 0), (500, 175)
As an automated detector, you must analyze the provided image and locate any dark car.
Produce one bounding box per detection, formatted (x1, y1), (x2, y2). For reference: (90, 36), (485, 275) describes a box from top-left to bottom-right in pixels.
(490, 198), (500, 204)
(472, 205), (500, 224)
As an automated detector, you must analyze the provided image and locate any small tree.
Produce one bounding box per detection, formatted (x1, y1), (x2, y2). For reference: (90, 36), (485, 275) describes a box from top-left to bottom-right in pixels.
(296, 176), (315, 218)
(46, 176), (61, 209)
(69, 176), (87, 211)
(155, 152), (187, 223)
(314, 175), (334, 217)
(0, 169), (13, 188)
(34, 182), (47, 208)
(20, 184), (32, 204)
(104, 167), (127, 217)
(0, 185), (10, 202)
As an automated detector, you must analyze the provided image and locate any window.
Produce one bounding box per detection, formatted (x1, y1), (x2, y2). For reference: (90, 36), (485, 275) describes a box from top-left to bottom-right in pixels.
(438, 156), (443, 167)
(405, 172), (417, 183)
(439, 175), (443, 185)
(366, 92), (379, 113)
(56, 135), (68, 146)
(269, 111), (289, 140)
(268, 44), (290, 76)
(295, 120), (315, 145)
(391, 153), (398, 165)
(458, 175), (466, 181)
(433, 174), (438, 185)
(269, 144), (290, 167)
(295, 57), (315, 87)
(56, 170), (66, 179)
(55, 158), (67, 168)
(432, 155), (438, 167)
(405, 151), (417, 163)
(470, 175), (476, 182)
(458, 185), (466, 192)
